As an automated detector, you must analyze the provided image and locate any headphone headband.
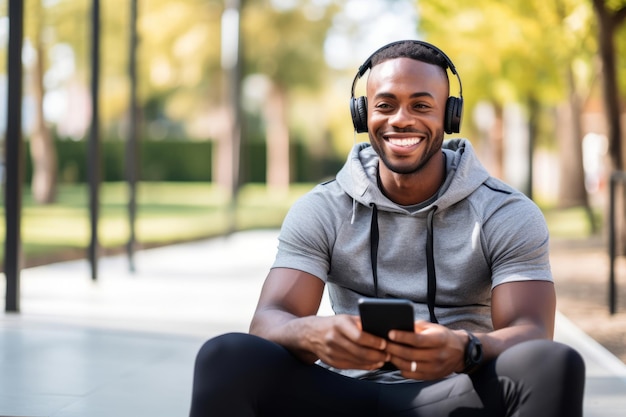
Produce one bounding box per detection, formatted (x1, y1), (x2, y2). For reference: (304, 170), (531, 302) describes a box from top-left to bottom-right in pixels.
(349, 40), (463, 134)
(351, 39), (462, 100)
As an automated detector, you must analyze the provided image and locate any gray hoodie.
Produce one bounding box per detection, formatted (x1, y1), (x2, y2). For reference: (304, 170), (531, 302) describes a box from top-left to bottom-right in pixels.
(273, 138), (552, 333)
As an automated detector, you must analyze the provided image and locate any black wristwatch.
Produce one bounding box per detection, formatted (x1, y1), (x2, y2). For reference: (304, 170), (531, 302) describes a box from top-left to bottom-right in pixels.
(462, 330), (483, 374)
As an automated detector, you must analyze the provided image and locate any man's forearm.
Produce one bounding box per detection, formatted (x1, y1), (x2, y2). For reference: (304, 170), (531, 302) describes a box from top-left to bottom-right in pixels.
(478, 321), (552, 362)
(250, 310), (321, 363)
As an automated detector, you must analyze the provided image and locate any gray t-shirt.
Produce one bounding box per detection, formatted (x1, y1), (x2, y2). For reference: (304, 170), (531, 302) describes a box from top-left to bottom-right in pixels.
(271, 139), (552, 382)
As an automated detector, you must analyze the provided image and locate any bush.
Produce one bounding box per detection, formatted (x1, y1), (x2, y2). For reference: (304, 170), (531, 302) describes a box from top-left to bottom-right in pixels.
(23, 138), (343, 184)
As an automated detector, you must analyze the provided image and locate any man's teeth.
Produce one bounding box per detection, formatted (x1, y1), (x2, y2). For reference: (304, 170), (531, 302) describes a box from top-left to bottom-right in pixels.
(389, 138), (422, 147)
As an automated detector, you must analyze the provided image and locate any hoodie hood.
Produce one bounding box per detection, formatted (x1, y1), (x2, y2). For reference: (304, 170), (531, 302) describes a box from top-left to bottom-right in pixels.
(336, 138), (491, 214)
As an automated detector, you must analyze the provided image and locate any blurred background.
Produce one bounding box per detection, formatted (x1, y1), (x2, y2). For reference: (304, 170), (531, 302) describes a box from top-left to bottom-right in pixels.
(0, 0), (625, 270)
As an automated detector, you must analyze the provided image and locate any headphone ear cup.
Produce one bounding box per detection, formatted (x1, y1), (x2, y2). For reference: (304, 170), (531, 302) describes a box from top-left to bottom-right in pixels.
(444, 96), (463, 134)
(350, 96), (368, 133)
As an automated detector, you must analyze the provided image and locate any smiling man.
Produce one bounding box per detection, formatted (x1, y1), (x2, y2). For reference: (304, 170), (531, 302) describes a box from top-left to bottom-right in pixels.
(189, 40), (586, 417)
(368, 56), (449, 204)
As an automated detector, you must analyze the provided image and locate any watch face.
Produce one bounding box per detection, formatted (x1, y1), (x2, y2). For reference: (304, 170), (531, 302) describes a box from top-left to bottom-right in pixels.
(466, 333), (483, 365)
(471, 344), (481, 361)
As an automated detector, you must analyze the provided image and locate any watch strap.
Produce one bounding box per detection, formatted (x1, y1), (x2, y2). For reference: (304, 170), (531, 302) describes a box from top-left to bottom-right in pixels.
(462, 330), (483, 374)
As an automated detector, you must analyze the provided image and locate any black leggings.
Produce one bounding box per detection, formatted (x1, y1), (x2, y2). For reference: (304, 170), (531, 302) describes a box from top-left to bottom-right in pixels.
(189, 333), (585, 417)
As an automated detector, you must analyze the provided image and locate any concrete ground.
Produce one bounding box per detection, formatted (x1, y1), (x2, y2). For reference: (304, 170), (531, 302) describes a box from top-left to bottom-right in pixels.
(1, 229), (626, 416)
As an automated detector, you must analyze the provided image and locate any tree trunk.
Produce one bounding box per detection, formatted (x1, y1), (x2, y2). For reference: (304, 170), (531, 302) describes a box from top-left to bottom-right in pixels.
(30, 41), (57, 204)
(566, 65), (597, 231)
(264, 83), (290, 194)
(527, 96), (539, 201)
(557, 66), (590, 205)
(592, 0), (624, 171)
(591, 0), (626, 253)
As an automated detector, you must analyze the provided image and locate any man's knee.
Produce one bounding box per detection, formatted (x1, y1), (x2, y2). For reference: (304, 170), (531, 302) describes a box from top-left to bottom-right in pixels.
(511, 340), (583, 367)
(194, 332), (295, 379)
(196, 333), (246, 367)
(191, 333), (267, 416)
(497, 339), (585, 381)
(195, 333), (267, 371)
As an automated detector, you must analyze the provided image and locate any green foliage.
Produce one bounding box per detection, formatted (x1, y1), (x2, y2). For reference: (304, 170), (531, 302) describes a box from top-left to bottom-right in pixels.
(23, 139), (214, 183)
(2, 0), (625, 193)
(416, 0), (601, 154)
(417, 0), (595, 107)
(21, 137), (342, 184)
(242, 0), (336, 89)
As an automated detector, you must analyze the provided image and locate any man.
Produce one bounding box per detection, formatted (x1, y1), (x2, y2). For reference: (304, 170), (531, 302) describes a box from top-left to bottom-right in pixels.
(190, 40), (585, 416)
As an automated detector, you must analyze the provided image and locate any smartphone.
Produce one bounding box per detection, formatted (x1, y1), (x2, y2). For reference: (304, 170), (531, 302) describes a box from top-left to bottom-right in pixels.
(358, 298), (415, 339)
(358, 298), (414, 371)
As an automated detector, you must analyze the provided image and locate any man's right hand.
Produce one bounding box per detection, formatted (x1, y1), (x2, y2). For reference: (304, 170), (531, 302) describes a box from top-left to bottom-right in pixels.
(249, 268), (389, 369)
(299, 314), (390, 370)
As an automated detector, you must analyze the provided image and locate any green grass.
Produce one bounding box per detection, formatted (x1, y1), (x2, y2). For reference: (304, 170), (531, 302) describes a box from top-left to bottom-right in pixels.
(542, 205), (602, 240)
(0, 182), (315, 268)
(0, 182), (600, 268)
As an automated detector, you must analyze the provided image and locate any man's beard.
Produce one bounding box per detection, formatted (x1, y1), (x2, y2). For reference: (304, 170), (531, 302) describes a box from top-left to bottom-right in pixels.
(371, 128), (444, 175)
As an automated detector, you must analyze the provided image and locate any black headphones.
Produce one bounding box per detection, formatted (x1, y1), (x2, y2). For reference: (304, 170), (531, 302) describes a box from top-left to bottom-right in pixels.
(349, 40), (463, 135)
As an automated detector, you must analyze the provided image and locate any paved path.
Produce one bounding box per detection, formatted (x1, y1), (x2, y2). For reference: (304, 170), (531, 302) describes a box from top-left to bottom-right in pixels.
(1, 229), (625, 416)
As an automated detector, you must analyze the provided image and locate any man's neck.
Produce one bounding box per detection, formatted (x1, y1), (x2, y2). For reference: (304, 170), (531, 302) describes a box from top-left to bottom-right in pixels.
(378, 152), (446, 206)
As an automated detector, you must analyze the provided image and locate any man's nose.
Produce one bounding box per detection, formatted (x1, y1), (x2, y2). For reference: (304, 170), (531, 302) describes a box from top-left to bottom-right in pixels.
(389, 106), (415, 128)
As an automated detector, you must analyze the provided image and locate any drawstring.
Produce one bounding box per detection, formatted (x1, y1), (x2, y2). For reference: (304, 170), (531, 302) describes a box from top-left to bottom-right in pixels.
(350, 131), (358, 224)
(368, 204), (439, 323)
(426, 208), (439, 324)
(370, 204), (379, 296)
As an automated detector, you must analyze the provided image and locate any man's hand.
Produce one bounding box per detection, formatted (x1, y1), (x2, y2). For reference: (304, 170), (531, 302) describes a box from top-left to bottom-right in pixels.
(303, 314), (391, 370)
(385, 321), (467, 380)
(250, 269), (394, 370)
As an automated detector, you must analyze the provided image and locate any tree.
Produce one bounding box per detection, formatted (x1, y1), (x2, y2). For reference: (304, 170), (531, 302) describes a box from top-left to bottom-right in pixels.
(550, 0), (597, 232)
(25, 0), (57, 204)
(590, 0), (626, 252)
(591, 0), (626, 172)
(418, 0), (597, 220)
(241, 0), (336, 192)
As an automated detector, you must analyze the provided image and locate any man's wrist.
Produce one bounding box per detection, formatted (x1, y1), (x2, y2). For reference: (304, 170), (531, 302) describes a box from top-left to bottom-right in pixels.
(461, 330), (483, 374)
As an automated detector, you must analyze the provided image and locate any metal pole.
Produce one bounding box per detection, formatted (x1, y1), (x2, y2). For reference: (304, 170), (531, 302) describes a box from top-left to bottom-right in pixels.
(126, 0), (139, 272)
(88, 0), (101, 280)
(609, 173), (616, 315)
(608, 171), (626, 315)
(4, 0), (24, 312)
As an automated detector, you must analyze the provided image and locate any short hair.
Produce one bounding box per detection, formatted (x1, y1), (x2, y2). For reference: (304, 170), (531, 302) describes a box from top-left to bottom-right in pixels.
(370, 41), (450, 75)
